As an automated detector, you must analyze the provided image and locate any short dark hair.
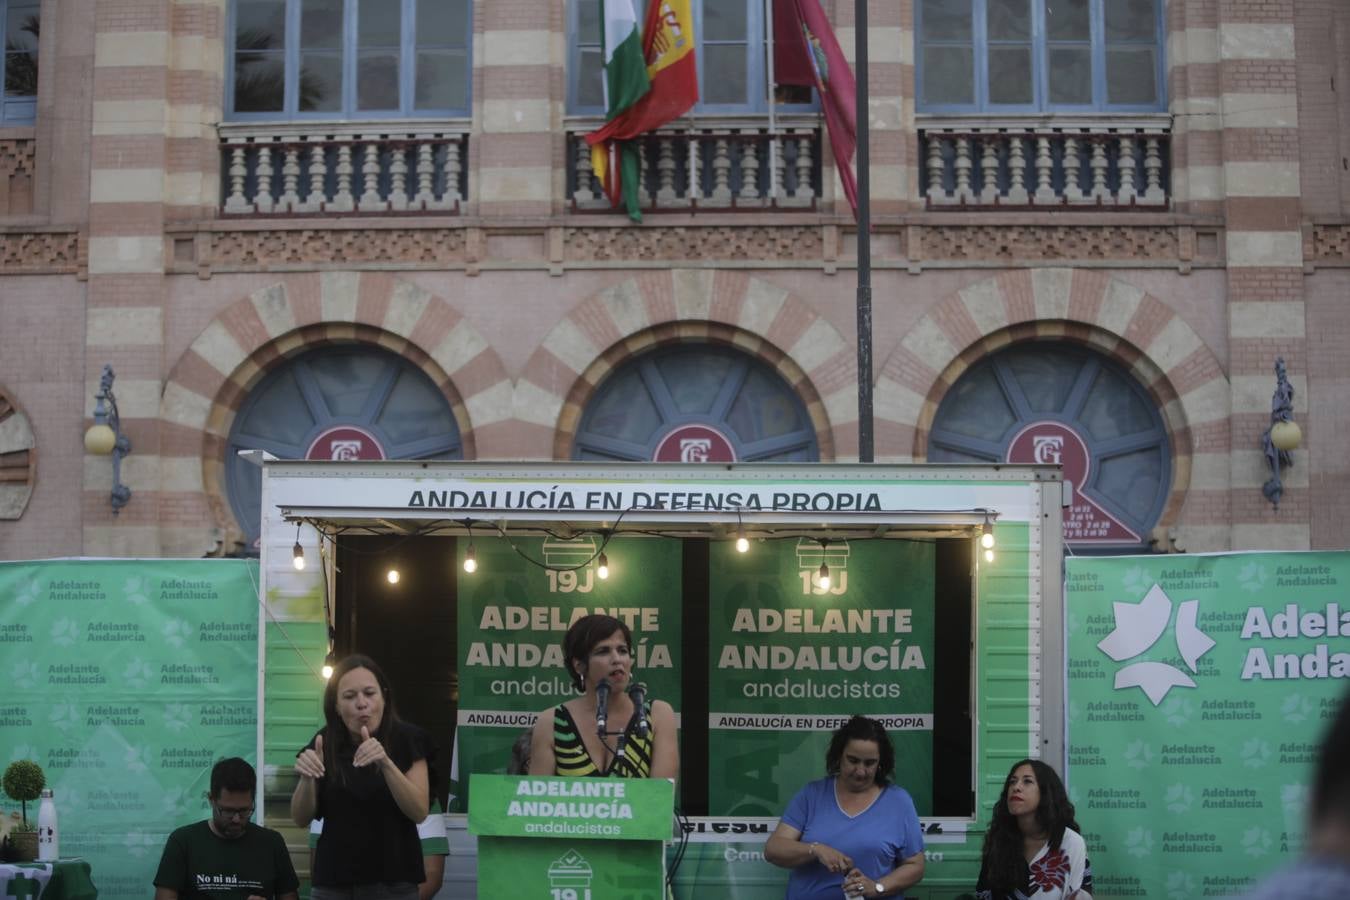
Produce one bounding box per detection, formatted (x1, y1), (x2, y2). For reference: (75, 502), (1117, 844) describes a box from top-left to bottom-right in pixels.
(209, 757), (256, 799)
(562, 614), (633, 691)
(1311, 689), (1350, 825)
(824, 715), (896, 786)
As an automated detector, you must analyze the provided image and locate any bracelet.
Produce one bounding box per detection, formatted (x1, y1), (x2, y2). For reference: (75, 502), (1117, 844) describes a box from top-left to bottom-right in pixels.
(808, 842), (818, 858)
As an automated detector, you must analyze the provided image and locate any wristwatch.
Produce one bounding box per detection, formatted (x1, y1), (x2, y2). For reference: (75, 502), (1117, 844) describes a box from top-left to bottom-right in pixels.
(873, 883), (884, 895)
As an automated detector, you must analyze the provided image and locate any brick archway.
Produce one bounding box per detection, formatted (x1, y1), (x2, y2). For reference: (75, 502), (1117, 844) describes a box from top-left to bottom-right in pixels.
(875, 268), (1229, 537)
(515, 270), (849, 460)
(158, 272), (509, 556)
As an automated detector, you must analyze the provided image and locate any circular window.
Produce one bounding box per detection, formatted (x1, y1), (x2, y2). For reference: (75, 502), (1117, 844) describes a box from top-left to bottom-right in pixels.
(225, 346), (463, 545)
(573, 345), (819, 462)
(927, 343), (1171, 547)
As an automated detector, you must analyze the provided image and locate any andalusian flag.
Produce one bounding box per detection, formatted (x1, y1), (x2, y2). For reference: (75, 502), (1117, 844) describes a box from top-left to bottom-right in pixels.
(589, 0), (650, 221)
(588, 0), (699, 222)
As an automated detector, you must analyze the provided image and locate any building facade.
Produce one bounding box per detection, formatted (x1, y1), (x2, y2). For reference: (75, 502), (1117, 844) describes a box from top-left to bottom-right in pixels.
(1, 0), (1347, 560)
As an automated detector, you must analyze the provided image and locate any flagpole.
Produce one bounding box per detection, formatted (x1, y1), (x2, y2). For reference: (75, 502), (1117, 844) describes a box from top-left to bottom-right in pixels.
(854, 0), (873, 463)
(766, 0), (779, 202)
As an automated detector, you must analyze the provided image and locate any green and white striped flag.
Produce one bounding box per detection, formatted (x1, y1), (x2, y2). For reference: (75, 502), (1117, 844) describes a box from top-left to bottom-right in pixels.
(599, 0), (649, 117)
(590, 0), (651, 220)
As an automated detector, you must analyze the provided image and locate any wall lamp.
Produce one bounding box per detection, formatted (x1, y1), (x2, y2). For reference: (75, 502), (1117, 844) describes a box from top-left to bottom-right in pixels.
(1261, 357), (1301, 510)
(83, 364), (132, 514)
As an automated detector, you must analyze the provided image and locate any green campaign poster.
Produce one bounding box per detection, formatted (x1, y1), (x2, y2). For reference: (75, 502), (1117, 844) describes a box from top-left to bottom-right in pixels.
(454, 536), (682, 810)
(0, 559), (259, 900)
(470, 775), (674, 900)
(1066, 551), (1349, 899)
(707, 539), (935, 816)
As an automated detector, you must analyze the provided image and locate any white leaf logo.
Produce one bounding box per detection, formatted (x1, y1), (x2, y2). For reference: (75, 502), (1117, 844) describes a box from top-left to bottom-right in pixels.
(15, 578), (41, 606)
(1098, 584), (1214, 705)
(1241, 826), (1272, 857)
(1164, 784), (1193, 813)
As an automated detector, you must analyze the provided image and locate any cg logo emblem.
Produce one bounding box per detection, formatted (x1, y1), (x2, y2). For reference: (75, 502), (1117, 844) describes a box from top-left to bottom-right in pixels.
(1097, 583), (1216, 705)
(1031, 434), (1063, 464)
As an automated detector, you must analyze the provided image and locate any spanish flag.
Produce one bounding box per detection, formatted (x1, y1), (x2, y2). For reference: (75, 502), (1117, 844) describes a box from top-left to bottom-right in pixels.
(587, 0), (699, 222)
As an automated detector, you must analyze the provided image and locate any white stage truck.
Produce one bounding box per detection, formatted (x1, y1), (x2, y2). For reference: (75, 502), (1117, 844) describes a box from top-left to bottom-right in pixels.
(252, 458), (1066, 900)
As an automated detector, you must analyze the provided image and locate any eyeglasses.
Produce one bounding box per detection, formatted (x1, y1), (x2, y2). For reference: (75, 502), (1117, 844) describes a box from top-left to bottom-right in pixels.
(213, 804), (255, 820)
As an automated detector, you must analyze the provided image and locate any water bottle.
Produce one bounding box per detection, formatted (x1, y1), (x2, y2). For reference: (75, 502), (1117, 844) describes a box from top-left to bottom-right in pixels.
(37, 788), (58, 861)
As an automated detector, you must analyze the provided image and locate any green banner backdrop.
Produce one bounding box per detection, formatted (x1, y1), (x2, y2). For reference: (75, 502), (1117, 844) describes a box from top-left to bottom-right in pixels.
(0, 559), (259, 900)
(453, 537), (682, 810)
(1066, 551), (1349, 899)
(706, 539), (936, 816)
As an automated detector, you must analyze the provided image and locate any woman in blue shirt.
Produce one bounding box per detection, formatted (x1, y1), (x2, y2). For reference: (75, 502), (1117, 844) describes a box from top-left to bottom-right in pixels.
(765, 715), (926, 898)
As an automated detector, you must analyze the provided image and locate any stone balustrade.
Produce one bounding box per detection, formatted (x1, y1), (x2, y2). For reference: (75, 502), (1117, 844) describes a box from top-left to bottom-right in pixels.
(567, 118), (822, 212)
(219, 121), (469, 215)
(919, 118), (1170, 209)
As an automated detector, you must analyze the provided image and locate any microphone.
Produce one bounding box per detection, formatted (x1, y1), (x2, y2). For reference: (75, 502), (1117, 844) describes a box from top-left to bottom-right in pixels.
(595, 680), (611, 737)
(628, 682), (649, 738)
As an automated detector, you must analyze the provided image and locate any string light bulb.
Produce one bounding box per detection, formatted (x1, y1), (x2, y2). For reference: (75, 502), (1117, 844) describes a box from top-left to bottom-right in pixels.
(597, 552), (609, 580)
(292, 521), (306, 570)
(463, 544), (477, 573)
(386, 567), (400, 585)
(321, 651), (335, 680)
(818, 562), (831, 591)
(984, 548), (995, 564)
(980, 514), (996, 550)
(735, 528), (749, 553)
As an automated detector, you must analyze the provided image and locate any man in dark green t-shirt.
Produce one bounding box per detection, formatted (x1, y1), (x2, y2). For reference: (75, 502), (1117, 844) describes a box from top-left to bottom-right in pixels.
(154, 758), (300, 900)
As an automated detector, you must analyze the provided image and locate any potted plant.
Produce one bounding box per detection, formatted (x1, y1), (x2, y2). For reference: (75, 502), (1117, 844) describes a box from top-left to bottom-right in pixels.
(1, 760), (44, 862)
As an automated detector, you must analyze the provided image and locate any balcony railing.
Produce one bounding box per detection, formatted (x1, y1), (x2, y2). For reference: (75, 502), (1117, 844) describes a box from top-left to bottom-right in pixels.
(919, 118), (1170, 209)
(566, 119), (822, 212)
(218, 121), (469, 216)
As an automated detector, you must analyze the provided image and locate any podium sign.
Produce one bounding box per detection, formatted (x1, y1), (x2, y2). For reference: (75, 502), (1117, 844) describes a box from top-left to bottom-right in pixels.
(470, 775), (673, 899)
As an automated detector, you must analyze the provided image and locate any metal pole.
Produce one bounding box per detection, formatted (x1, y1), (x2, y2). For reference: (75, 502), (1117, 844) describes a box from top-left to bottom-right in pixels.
(854, 0), (873, 462)
(766, 0), (779, 201)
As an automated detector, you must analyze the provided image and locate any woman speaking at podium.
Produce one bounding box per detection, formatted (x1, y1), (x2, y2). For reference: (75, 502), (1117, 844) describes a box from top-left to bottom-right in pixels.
(528, 614), (678, 779)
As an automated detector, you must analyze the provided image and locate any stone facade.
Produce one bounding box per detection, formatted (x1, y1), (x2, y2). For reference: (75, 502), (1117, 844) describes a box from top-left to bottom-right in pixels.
(1, 0), (1347, 559)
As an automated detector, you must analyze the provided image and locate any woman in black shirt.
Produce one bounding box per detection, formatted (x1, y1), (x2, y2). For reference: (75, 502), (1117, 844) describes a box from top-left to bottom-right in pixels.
(292, 654), (430, 900)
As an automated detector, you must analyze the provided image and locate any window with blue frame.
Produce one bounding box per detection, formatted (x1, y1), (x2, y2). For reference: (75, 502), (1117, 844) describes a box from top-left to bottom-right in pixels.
(228, 0), (470, 119)
(917, 0), (1164, 113)
(569, 0), (813, 115)
(2, 0), (39, 125)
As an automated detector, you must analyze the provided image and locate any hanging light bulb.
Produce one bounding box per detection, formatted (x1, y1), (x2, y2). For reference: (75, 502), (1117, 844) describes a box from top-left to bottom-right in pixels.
(981, 514), (996, 550)
(386, 567), (400, 585)
(292, 541), (306, 571)
(984, 547), (995, 564)
(321, 650), (335, 680)
(735, 528), (749, 553)
(597, 552), (610, 580)
(463, 544), (477, 573)
(818, 562), (831, 591)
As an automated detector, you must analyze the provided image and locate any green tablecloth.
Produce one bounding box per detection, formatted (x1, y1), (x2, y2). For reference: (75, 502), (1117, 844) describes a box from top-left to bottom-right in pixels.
(0, 859), (98, 900)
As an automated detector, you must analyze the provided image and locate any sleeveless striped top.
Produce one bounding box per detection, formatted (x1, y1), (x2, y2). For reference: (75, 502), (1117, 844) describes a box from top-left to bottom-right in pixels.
(552, 701), (655, 778)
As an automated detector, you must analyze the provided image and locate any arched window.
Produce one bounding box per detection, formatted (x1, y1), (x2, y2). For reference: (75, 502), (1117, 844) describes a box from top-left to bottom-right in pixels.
(572, 345), (818, 462)
(927, 343), (1170, 548)
(225, 346), (463, 545)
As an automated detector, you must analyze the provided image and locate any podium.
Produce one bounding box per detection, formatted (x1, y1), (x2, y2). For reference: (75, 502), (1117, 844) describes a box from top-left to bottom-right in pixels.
(468, 774), (673, 900)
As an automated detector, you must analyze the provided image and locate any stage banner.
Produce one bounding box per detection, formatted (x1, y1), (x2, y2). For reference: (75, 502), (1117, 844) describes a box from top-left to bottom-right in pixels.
(706, 539), (935, 816)
(1066, 551), (1349, 900)
(453, 536), (682, 811)
(0, 559), (259, 900)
